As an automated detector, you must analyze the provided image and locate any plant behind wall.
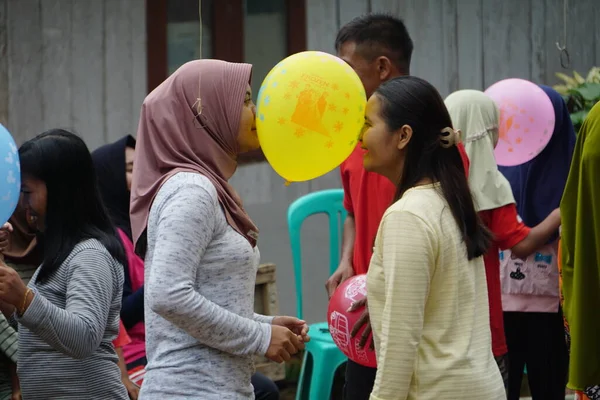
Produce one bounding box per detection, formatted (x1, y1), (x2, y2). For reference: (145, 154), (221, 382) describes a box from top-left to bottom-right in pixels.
(553, 67), (600, 133)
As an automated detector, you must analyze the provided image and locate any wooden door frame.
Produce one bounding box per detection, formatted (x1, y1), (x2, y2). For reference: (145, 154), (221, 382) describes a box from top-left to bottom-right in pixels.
(145, 0), (307, 164)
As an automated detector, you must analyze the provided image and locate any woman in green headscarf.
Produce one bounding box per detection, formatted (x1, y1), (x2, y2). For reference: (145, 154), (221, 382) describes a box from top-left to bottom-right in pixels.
(560, 101), (600, 399)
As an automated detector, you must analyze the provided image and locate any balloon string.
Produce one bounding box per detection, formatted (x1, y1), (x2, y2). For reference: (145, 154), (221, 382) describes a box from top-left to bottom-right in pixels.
(195, 0), (203, 118)
(198, 0), (202, 58)
(555, 0), (570, 69)
(284, 180), (291, 187)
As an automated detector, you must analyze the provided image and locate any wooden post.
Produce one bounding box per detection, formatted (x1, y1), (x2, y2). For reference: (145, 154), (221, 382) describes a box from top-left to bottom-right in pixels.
(254, 263), (285, 381)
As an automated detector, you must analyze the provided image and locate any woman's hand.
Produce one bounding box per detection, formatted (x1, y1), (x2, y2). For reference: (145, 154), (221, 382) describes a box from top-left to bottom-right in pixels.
(0, 262), (30, 310)
(348, 298), (374, 351)
(265, 325), (305, 364)
(116, 346), (139, 399)
(123, 377), (140, 400)
(10, 388), (21, 400)
(272, 316), (310, 343)
(0, 222), (13, 253)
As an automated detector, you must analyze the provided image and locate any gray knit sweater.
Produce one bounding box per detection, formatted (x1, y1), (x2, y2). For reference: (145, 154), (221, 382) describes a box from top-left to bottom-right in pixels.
(139, 172), (273, 400)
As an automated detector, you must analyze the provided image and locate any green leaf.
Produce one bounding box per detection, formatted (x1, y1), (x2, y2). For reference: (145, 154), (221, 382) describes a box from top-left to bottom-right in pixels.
(570, 110), (588, 125)
(586, 67), (600, 82)
(566, 91), (585, 111)
(573, 71), (585, 84)
(572, 83), (600, 101)
(553, 84), (569, 95)
(556, 72), (577, 86)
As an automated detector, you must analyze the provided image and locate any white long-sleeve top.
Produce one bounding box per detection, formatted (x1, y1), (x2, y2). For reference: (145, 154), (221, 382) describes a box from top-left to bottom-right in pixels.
(139, 172), (273, 400)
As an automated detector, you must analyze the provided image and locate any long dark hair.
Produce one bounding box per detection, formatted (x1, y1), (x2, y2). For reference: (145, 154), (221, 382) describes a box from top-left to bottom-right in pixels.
(19, 129), (127, 282)
(375, 76), (491, 259)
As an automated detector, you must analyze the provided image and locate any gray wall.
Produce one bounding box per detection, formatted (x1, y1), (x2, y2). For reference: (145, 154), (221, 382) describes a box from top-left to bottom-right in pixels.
(1, 0), (599, 324)
(0, 0), (146, 148)
(309, 0), (600, 96)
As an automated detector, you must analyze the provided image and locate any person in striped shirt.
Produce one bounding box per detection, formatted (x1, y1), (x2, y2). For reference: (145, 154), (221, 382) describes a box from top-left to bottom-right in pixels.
(0, 129), (129, 399)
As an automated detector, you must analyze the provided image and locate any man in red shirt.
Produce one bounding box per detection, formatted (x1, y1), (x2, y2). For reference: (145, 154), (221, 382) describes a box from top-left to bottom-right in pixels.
(325, 14), (470, 399)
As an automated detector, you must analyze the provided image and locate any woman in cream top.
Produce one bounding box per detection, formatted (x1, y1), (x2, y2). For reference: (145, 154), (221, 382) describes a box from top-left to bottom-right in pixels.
(360, 76), (505, 400)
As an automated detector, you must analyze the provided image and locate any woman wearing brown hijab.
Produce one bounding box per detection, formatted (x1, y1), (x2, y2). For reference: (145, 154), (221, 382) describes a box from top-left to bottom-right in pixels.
(130, 59), (309, 399)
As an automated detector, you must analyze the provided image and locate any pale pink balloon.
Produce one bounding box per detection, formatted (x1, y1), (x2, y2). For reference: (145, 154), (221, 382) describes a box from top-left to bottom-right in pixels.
(484, 78), (555, 166)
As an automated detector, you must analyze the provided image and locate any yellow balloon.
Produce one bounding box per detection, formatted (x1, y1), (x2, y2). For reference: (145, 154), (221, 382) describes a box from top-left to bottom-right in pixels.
(256, 51), (367, 182)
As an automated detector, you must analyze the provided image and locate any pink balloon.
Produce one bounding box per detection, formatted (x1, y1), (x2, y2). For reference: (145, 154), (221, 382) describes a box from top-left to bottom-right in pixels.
(484, 78), (555, 166)
(327, 274), (377, 367)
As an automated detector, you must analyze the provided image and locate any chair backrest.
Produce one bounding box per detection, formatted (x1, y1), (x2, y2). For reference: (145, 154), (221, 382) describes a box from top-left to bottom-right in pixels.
(287, 189), (347, 320)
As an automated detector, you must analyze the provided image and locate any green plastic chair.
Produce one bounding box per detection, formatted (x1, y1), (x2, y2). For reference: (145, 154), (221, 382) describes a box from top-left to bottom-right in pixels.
(288, 189), (349, 400)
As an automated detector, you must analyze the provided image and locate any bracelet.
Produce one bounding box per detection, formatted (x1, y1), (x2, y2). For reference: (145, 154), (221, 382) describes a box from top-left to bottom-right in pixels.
(19, 288), (32, 316)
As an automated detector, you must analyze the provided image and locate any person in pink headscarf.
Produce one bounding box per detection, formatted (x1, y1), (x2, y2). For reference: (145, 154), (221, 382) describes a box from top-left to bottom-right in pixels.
(130, 59), (309, 399)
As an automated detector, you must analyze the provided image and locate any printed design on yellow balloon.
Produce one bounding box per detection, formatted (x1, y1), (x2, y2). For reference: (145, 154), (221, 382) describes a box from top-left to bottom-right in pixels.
(294, 127), (306, 138)
(290, 84), (331, 138)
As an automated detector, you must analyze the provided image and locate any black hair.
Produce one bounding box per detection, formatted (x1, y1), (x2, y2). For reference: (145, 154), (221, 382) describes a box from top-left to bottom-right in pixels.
(335, 13), (414, 74)
(19, 129), (127, 282)
(375, 76), (491, 260)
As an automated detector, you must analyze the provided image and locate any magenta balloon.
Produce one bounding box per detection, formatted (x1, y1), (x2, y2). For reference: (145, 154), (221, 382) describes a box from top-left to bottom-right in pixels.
(485, 78), (555, 166)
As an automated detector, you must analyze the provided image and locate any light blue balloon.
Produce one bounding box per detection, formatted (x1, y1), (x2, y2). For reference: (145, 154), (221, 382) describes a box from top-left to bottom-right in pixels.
(0, 124), (20, 226)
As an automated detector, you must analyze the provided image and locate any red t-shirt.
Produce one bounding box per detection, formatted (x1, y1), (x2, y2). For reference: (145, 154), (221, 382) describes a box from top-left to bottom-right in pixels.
(478, 204), (530, 356)
(340, 143), (471, 275)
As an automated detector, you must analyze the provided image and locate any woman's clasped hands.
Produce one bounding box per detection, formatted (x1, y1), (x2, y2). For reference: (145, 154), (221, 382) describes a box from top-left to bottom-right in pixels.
(266, 316), (310, 363)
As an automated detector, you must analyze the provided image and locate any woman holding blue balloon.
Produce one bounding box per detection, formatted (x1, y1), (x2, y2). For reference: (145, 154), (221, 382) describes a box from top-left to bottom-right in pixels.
(0, 129), (130, 399)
